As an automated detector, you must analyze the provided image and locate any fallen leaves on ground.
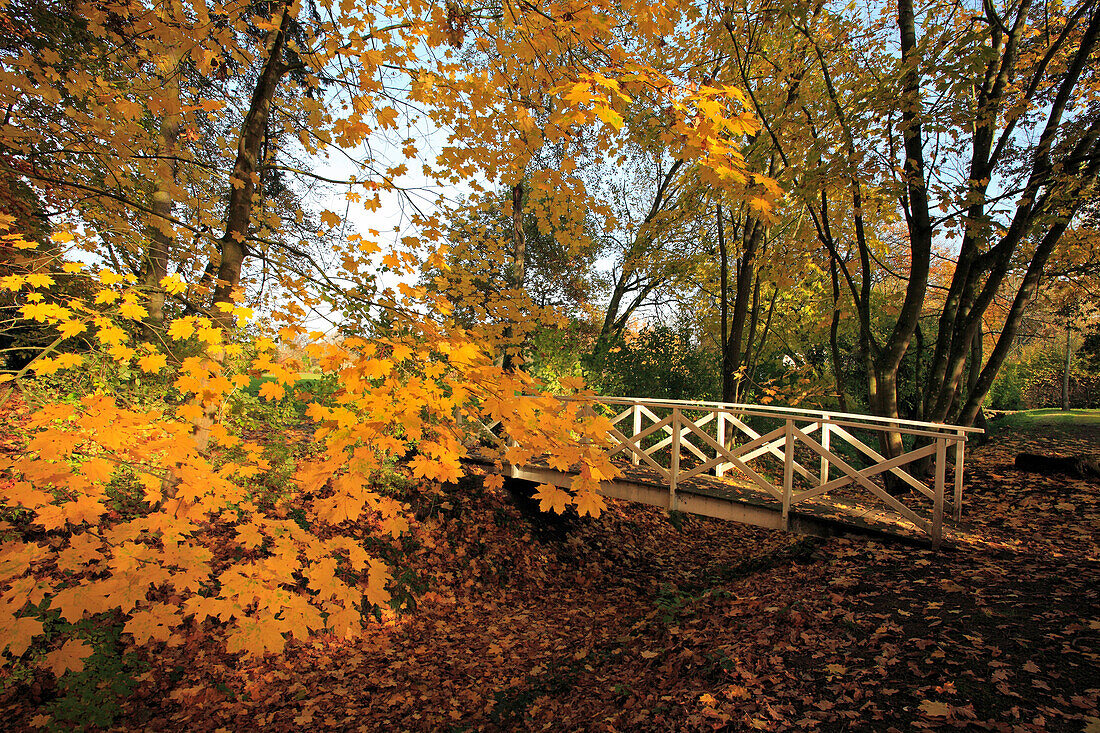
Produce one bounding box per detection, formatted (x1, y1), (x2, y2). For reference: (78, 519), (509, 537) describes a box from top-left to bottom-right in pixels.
(1, 418), (1097, 731)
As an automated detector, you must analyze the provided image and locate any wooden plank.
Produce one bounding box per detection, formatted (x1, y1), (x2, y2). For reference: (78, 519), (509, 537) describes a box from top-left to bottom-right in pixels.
(716, 412), (727, 477)
(606, 419), (672, 480)
(953, 431), (965, 522)
(678, 419), (783, 499)
(632, 405), (641, 466)
(789, 425), (931, 534)
(933, 437), (947, 548)
(829, 424), (934, 499)
(792, 442), (937, 502)
(670, 408), (681, 511)
(586, 396), (983, 436)
(782, 420), (794, 530)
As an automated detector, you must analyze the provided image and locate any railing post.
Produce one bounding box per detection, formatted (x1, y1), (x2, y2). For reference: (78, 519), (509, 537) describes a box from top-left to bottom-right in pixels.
(631, 404), (641, 466)
(669, 408), (681, 511)
(953, 430), (965, 522)
(782, 418), (794, 530)
(933, 436), (947, 548)
(819, 418), (830, 487)
(716, 410), (726, 477)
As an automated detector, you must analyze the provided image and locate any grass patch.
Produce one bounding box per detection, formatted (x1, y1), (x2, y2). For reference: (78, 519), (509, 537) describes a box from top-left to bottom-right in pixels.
(243, 373), (322, 395)
(989, 408), (1100, 433)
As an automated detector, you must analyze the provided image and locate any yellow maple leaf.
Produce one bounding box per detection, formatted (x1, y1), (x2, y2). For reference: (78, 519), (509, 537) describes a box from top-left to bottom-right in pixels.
(94, 289), (119, 305)
(32, 357), (65, 376)
(58, 320), (86, 338)
(177, 402), (204, 421)
(236, 522), (265, 549)
(159, 274), (186, 294)
(21, 301), (54, 322)
(595, 104), (624, 130)
(258, 381), (285, 401)
(97, 269), (124, 285)
(167, 318), (195, 340)
(125, 605), (180, 646)
(559, 375), (586, 391)
(376, 106), (399, 129)
(62, 495), (106, 526)
(226, 617), (286, 657)
(108, 343), (136, 362)
(138, 352), (167, 373)
(119, 300), (148, 320)
(197, 325), (222, 345)
(573, 490), (605, 518)
(54, 353), (82, 370)
(534, 484), (571, 514)
(316, 491), (367, 524)
(0, 615), (44, 657)
(42, 638), (93, 676)
(919, 700), (952, 717)
(81, 457), (114, 482)
(96, 323), (126, 346)
(366, 559), (391, 606)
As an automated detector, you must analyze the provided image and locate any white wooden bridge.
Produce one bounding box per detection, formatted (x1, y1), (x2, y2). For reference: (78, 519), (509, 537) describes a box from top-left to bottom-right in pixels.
(477, 397), (981, 549)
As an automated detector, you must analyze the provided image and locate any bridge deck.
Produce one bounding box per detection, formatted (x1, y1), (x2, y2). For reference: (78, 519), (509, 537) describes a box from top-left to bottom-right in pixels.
(468, 455), (973, 549)
(473, 396), (980, 548)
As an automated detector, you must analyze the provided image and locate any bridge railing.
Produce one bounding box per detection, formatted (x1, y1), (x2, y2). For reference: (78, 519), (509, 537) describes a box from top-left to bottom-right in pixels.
(577, 397), (981, 548)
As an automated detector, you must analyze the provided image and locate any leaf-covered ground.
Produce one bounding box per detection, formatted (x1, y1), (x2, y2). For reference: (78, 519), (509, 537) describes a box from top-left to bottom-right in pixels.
(4, 418), (1099, 731)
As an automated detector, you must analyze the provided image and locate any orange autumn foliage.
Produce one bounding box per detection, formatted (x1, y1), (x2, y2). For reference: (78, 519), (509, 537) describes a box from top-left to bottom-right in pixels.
(0, 0), (766, 675)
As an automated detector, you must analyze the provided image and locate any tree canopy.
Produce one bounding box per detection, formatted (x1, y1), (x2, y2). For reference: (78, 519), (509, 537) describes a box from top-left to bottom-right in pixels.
(0, 0), (1097, 692)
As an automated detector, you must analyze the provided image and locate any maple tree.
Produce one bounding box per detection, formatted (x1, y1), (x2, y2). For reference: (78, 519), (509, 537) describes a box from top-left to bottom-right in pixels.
(0, 0), (770, 697)
(1, 0), (1096, 726)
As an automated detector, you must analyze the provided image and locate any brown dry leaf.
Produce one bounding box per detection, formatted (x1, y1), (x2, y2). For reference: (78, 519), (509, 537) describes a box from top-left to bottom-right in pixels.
(919, 700), (952, 717)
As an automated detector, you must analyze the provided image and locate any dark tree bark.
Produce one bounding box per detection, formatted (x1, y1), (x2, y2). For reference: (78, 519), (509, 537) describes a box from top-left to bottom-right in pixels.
(142, 103), (180, 340)
(592, 159), (684, 358)
(502, 181), (525, 371)
(210, 1), (293, 323)
(923, 3), (1100, 425)
(828, 256), (848, 412)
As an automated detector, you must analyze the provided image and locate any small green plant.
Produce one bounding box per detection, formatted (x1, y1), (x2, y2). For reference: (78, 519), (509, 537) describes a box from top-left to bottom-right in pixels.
(654, 582), (691, 623)
(31, 613), (146, 731)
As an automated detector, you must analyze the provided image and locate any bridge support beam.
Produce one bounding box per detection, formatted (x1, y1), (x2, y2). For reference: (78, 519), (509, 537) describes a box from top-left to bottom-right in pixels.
(782, 419), (794, 530)
(669, 408), (681, 511)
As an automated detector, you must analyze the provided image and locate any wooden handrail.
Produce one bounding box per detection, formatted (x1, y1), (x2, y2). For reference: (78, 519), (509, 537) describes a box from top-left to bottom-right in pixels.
(566, 395), (984, 438)
(487, 394), (979, 548)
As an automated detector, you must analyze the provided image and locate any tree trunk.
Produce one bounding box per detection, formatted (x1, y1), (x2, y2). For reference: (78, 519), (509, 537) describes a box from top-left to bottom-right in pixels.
(828, 257), (848, 412)
(718, 204), (730, 401)
(142, 95), (180, 340)
(925, 5), (1100, 425)
(856, 0), (937, 465)
(723, 217), (763, 403)
(210, 1), (292, 323)
(1062, 324), (1072, 411)
(503, 181), (525, 371)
